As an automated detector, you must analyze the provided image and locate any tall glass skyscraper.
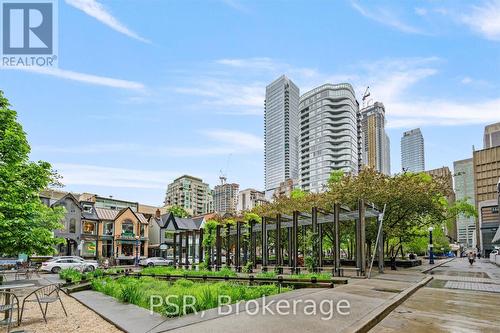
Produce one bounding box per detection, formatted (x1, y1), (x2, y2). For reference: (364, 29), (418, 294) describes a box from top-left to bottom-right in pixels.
(453, 158), (476, 247)
(360, 102), (391, 175)
(264, 75), (300, 199)
(401, 128), (425, 172)
(299, 83), (360, 193)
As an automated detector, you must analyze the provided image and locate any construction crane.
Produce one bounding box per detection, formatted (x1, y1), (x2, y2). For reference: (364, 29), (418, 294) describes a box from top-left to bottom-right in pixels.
(362, 86), (371, 108)
(219, 153), (232, 185)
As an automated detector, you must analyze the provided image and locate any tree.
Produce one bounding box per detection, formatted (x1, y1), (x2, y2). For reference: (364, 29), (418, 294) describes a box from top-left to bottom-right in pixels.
(167, 205), (190, 218)
(0, 91), (65, 256)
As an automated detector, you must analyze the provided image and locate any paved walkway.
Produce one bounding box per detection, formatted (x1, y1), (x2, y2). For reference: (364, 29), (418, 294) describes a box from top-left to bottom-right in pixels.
(370, 258), (500, 332)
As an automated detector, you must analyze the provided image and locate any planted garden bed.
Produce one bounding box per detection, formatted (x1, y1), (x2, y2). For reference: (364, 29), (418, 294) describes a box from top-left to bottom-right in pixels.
(91, 276), (290, 317)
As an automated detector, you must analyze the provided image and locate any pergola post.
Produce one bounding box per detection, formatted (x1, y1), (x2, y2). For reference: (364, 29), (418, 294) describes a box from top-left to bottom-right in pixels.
(334, 203), (341, 276)
(216, 224), (222, 271)
(226, 224), (231, 267)
(311, 206), (318, 272)
(292, 211), (299, 274)
(356, 199), (366, 275)
(261, 216), (268, 272)
(287, 227), (292, 267)
(173, 233), (178, 268)
(191, 231), (196, 267)
(276, 214), (282, 273)
(250, 221), (256, 268)
(236, 222), (241, 272)
(318, 223), (323, 269)
(185, 231), (190, 269)
(198, 228), (204, 264)
(178, 232), (183, 269)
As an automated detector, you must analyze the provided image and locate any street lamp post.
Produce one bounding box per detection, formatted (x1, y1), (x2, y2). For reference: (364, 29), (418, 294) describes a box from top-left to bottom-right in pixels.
(428, 226), (434, 264)
(135, 235), (140, 267)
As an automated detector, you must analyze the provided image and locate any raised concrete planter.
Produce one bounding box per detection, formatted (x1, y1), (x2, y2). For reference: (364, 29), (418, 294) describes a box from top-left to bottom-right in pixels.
(489, 253), (496, 263)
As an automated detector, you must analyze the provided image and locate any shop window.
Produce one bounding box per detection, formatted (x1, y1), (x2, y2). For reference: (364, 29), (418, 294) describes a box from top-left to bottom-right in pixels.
(121, 244), (134, 256)
(82, 241), (96, 257)
(122, 220), (134, 236)
(103, 222), (114, 236)
(82, 221), (96, 235)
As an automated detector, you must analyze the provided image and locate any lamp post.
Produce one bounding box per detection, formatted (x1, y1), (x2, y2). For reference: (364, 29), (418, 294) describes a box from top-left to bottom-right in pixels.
(135, 235), (140, 267)
(428, 226), (434, 264)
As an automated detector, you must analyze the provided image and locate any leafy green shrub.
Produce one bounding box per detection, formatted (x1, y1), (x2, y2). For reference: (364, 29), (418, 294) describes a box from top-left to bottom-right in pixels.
(141, 266), (237, 277)
(242, 261), (253, 273)
(59, 268), (82, 283)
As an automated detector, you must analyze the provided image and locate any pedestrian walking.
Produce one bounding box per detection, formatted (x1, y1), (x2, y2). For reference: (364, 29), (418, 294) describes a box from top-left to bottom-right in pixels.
(467, 251), (475, 265)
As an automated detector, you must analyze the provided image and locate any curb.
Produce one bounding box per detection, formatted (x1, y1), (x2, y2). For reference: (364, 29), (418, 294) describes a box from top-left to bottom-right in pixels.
(68, 293), (128, 333)
(421, 258), (455, 274)
(342, 276), (433, 333)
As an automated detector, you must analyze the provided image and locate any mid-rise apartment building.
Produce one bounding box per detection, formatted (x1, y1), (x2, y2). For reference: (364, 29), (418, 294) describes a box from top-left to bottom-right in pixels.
(236, 188), (266, 212)
(213, 178), (239, 215)
(164, 175), (213, 216)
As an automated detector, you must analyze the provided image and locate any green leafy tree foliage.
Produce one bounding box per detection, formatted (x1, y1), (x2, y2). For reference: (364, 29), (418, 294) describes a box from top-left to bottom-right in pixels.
(202, 220), (219, 266)
(0, 91), (65, 256)
(167, 205), (190, 218)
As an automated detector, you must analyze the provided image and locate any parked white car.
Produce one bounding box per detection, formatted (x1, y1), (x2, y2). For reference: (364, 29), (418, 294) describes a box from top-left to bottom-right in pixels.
(139, 257), (173, 267)
(48, 256), (98, 264)
(41, 258), (98, 273)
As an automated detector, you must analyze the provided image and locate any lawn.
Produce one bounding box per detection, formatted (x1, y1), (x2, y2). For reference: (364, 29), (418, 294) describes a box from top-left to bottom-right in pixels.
(91, 277), (290, 317)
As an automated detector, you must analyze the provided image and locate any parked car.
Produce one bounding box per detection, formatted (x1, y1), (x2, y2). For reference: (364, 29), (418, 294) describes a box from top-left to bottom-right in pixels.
(48, 256), (98, 264)
(41, 258), (98, 273)
(139, 257), (173, 267)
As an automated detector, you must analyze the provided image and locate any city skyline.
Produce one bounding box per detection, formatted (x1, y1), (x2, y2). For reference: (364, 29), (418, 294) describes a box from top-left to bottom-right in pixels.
(1, 0), (499, 205)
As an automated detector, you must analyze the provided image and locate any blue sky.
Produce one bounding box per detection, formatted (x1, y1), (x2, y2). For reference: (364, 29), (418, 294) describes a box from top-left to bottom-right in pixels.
(1, 0), (500, 205)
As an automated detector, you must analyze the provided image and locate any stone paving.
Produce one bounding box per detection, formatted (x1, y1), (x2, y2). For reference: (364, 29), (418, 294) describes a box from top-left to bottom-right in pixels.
(444, 280), (500, 293)
(370, 258), (500, 333)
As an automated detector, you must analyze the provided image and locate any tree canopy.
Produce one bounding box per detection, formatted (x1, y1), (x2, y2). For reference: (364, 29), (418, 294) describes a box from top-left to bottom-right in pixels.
(167, 205), (190, 218)
(252, 168), (476, 254)
(0, 91), (65, 256)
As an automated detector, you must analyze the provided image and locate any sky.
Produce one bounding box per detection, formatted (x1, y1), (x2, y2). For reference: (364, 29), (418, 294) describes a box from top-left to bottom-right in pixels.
(1, 0), (500, 206)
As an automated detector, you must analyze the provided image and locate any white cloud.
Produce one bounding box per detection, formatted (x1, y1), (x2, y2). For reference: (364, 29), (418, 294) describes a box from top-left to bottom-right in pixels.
(355, 57), (500, 128)
(54, 163), (178, 189)
(174, 78), (265, 115)
(202, 129), (263, 151)
(65, 0), (150, 43)
(7, 66), (145, 90)
(460, 0), (500, 41)
(350, 1), (424, 34)
(34, 129), (262, 156)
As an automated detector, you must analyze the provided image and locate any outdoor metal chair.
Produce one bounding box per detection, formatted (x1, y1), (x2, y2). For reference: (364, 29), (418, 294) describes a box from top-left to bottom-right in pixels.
(0, 291), (20, 332)
(14, 268), (31, 281)
(20, 284), (67, 324)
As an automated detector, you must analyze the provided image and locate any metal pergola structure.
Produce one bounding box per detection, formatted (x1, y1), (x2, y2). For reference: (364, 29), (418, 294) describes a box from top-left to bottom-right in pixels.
(170, 200), (382, 277)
